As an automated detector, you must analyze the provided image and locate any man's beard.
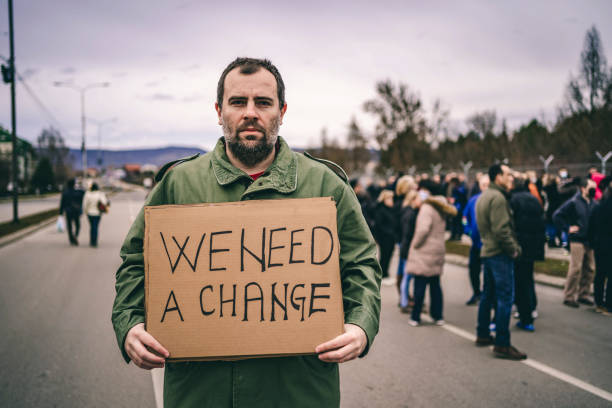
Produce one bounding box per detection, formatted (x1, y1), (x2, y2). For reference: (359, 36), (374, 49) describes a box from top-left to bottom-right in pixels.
(224, 118), (279, 168)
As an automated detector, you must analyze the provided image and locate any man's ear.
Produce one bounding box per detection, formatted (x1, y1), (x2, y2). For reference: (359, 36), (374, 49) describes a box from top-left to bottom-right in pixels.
(279, 103), (287, 125)
(215, 102), (222, 125)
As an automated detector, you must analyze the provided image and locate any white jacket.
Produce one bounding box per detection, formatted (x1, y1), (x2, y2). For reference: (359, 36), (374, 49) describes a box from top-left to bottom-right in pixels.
(82, 190), (109, 216)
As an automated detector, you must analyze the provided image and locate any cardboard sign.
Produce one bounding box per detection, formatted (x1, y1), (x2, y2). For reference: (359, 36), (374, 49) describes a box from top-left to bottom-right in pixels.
(144, 197), (344, 361)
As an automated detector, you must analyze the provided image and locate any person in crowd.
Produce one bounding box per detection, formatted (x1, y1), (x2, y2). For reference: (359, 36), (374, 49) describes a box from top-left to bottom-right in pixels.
(82, 182), (110, 247)
(510, 175), (546, 331)
(398, 189), (421, 312)
(405, 179), (457, 326)
(589, 175), (612, 314)
(553, 177), (598, 308)
(556, 168), (578, 249)
(463, 174), (489, 305)
(449, 176), (468, 241)
(542, 173), (563, 247)
(588, 167), (604, 200)
(395, 175), (417, 296)
(374, 189), (398, 282)
(59, 178), (85, 246)
(351, 178), (375, 234)
(469, 172), (483, 198)
(475, 164), (527, 360)
(525, 170), (543, 206)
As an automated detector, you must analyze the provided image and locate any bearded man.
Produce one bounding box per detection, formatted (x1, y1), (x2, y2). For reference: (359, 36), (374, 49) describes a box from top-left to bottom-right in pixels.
(111, 57), (381, 408)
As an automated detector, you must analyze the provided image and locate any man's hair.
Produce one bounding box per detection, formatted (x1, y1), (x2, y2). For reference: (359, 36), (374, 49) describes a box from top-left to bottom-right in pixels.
(488, 164), (503, 184)
(419, 179), (441, 195)
(575, 177), (588, 188)
(67, 178), (75, 189)
(91, 182), (99, 191)
(217, 57), (285, 110)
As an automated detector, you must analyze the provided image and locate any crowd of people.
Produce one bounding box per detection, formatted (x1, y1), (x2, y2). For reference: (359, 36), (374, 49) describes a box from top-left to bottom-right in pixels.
(352, 164), (612, 360)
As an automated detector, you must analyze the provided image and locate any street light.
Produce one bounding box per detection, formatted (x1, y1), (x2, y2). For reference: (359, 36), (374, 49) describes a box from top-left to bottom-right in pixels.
(88, 117), (117, 171)
(53, 81), (110, 178)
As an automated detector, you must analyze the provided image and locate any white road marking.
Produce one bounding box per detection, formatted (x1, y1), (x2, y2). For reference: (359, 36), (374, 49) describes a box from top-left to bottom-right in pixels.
(151, 368), (164, 408)
(421, 315), (612, 403)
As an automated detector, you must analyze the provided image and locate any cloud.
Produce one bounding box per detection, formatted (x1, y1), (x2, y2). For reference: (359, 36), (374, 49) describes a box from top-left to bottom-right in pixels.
(112, 71), (128, 78)
(182, 94), (204, 103)
(181, 64), (201, 72)
(148, 93), (175, 101)
(61, 67), (76, 74)
(20, 68), (39, 79)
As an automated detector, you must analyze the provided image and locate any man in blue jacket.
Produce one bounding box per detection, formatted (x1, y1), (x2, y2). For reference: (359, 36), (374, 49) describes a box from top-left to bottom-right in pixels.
(463, 174), (489, 305)
(553, 177), (597, 308)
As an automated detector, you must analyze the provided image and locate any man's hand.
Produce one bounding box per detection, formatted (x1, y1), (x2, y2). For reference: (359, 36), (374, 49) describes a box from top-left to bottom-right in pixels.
(125, 323), (169, 370)
(569, 225), (580, 234)
(315, 324), (367, 363)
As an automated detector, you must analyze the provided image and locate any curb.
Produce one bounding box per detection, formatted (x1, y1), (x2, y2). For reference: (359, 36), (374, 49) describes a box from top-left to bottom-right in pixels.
(444, 254), (565, 290)
(0, 216), (58, 249)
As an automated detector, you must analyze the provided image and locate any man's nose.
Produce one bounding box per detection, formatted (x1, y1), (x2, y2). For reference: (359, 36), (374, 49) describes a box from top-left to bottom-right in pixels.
(243, 100), (258, 120)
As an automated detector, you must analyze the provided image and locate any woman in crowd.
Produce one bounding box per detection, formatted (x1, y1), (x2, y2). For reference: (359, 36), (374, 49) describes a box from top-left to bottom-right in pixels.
(398, 188), (421, 312)
(406, 179), (457, 326)
(82, 182), (110, 247)
(395, 176), (418, 297)
(374, 189), (397, 280)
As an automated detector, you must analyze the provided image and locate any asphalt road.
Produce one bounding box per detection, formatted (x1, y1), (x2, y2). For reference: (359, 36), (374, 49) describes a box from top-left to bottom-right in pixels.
(1, 190), (611, 407)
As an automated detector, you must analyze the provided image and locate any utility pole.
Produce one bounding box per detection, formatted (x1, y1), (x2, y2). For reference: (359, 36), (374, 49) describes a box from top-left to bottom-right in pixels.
(54, 81), (110, 179)
(8, 0), (18, 223)
(88, 117), (116, 172)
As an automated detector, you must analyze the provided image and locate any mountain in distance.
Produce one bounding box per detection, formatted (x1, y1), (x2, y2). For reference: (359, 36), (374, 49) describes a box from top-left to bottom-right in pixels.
(68, 146), (208, 169)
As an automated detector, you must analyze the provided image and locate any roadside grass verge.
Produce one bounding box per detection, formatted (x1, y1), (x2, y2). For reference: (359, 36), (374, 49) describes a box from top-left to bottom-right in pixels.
(0, 208), (59, 238)
(445, 241), (568, 278)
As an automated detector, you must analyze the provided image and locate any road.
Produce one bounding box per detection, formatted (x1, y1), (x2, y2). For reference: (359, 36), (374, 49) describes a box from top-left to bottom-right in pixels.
(1, 190), (611, 407)
(0, 194), (60, 223)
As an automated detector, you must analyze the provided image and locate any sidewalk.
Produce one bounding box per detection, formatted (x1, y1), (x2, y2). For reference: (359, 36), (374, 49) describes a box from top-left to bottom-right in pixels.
(444, 253), (566, 289)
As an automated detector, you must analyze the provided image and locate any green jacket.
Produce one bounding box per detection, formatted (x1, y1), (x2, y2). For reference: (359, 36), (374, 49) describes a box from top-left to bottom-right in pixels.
(111, 136), (382, 408)
(475, 183), (522, 259)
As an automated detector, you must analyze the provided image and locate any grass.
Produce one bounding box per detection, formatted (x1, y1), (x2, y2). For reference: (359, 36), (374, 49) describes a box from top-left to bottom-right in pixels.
(445, 241), (568, 278)
(0, 208), (59, 238)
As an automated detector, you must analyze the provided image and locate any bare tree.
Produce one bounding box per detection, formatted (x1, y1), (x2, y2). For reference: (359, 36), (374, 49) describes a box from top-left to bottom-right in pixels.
(466, 110), (497, 138)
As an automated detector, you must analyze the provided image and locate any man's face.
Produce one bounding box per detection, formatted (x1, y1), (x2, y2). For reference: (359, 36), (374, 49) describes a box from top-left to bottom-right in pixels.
(497, 165), (514, 191)
(216, 67), (287, 167)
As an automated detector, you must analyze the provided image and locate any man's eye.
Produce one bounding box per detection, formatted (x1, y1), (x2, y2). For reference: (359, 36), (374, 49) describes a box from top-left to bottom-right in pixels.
(230, 100), (246, 106)
(257, 100), (272, 106)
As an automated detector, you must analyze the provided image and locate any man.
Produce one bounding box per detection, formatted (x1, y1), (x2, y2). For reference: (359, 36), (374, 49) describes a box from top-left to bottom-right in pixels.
(111, 57), (381, 407)
(463, 174), (489, 305)
(553, 177), (597, 308)
(475, 164), (527, 360)
(589, 176), (612, 314)
(510, 175), (545, 331)
(59, 178), (84, 246)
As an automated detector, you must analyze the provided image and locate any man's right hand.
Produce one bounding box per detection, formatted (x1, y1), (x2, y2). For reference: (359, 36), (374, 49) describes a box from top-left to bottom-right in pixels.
(569, 225), (580, 234)
(125, 323), (169, 370)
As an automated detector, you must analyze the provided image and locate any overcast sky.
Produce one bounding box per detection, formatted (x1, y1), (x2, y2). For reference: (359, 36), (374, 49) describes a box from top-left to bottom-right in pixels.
(0, 0), (611, 151)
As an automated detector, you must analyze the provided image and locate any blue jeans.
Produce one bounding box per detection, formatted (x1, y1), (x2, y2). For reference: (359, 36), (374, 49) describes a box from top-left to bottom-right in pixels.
(477, 255), (514, 347)
(398, 258), (413, 307)
(88, 215), (101, 246)
(411, 276), (443, 322)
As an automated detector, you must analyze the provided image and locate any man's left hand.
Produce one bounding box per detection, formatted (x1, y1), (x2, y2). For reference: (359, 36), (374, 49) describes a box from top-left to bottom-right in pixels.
(315, 324), (367, 363)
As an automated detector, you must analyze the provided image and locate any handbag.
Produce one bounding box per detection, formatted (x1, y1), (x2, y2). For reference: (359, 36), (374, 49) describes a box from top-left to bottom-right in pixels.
(97, 200), (108, 213)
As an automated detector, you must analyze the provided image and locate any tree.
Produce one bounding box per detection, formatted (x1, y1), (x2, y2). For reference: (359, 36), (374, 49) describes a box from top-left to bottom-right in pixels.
(344, 117), (370, 175)
(466, 110), (497, 138)
(427, 99), (450, 148)
(363, 80), (429, 171)
(36, 127), (71, 186)
(31, 157), (55, 192)
(564, 25), (610, 114)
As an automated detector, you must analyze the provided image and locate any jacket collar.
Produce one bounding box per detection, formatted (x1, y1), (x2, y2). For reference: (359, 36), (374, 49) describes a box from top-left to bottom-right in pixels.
(211, 135), (298, 194)
(490, 182), (509, 198)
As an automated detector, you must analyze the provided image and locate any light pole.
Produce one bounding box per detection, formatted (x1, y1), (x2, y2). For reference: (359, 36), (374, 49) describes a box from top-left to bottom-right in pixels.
(53, 81), (109, 178)
(88, 117), (117, 172)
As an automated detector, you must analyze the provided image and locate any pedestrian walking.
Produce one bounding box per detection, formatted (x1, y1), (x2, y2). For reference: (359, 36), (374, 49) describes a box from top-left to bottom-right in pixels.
(59, 178), (84, 246)
(588, 175), (612, 314)
(405, 179), (457, 326)
(374, 189), (398, 282)
(510, 175), (545, 331)
(553, 177), (597, 308)
(82, 182), (109, 247)
(463, 174), (489, 305)
(475, 164), (527, 360)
